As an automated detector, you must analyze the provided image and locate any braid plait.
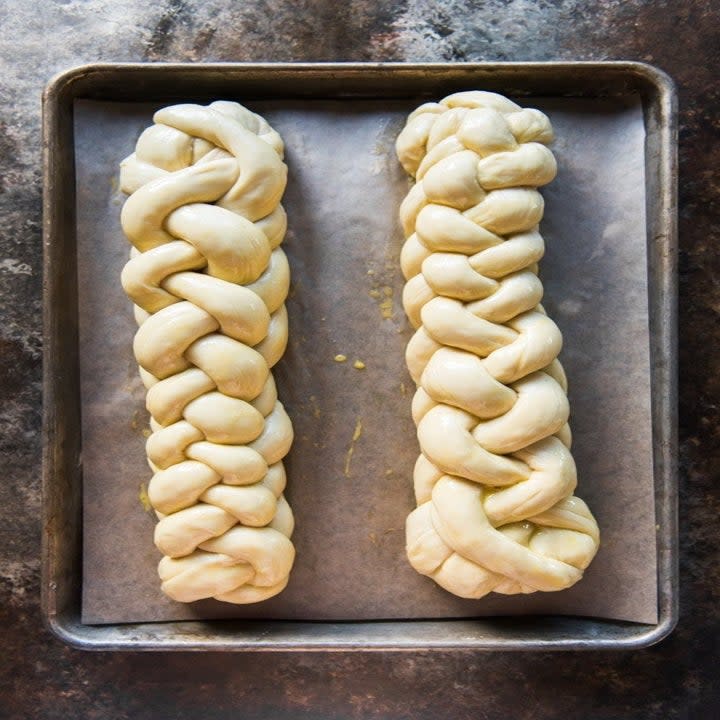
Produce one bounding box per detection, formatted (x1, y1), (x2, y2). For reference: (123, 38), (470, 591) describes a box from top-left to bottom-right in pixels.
(120, 101), (295, 604)
(396, 91), (600, 598)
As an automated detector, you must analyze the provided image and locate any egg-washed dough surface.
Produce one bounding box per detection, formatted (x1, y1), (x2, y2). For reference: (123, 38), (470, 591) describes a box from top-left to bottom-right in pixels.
(76, 97), (657, 624)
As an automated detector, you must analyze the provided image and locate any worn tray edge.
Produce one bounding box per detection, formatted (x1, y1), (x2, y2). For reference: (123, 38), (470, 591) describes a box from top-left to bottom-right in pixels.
(43, 616), (673, 653)
(41, 61), (678, 652)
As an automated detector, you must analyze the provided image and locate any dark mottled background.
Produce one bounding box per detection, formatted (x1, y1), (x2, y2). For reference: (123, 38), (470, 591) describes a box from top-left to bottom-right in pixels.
(1, 1), (718, 718)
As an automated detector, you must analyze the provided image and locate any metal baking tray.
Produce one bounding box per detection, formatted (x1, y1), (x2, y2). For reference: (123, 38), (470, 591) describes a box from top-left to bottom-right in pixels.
(42, 62), (677, 651)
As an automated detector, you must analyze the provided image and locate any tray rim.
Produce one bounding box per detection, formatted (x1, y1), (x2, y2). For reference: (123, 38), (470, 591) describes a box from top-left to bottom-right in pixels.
(42, 60), (678, 652)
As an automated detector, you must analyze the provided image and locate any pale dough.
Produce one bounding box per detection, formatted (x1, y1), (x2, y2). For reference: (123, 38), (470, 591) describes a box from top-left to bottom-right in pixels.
(395, 91), (600, 598)
(120, 101), (295, 604)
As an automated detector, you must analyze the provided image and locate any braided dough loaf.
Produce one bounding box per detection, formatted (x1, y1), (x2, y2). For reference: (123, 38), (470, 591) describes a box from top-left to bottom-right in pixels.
(395, 91), (600, 598)
(119, 101), (295, 604)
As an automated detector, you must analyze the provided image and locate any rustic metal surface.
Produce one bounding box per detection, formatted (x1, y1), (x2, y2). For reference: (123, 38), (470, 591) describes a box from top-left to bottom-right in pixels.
(2, 0), (717, 717)
(42, 61), (677, 651)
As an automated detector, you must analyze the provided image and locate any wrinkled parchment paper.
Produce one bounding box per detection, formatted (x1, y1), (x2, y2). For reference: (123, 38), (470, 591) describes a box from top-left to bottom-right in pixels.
(76, 96), (657, 625)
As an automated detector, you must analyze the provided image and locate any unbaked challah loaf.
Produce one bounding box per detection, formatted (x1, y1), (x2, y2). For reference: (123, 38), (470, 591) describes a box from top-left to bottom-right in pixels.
(396, 91), (600, 598)
(120, 101), (295, 604)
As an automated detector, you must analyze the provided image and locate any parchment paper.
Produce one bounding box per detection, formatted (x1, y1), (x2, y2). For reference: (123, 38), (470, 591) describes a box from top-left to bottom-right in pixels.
(76, 96), (657, 625)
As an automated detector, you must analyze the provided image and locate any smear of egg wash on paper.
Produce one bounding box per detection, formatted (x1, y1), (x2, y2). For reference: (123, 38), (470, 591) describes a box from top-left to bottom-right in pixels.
(343, 418), (363, 477)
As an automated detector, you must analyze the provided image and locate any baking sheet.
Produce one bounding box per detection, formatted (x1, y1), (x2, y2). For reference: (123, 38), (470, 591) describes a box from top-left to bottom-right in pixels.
(76, 96), (657, 625)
